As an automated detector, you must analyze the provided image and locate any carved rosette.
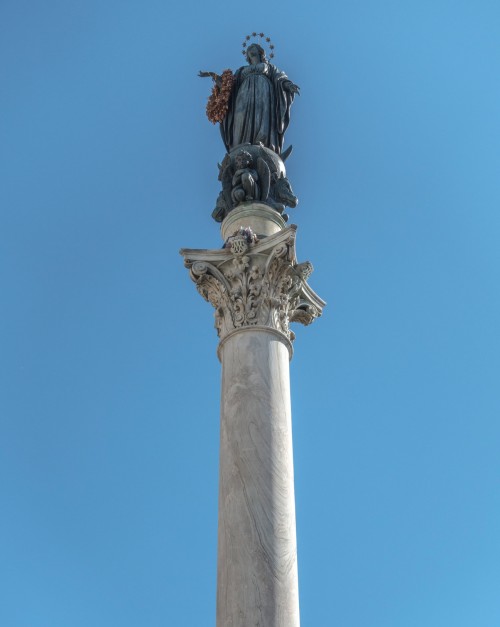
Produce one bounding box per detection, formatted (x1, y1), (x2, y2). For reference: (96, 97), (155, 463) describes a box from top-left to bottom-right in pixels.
(180, 226), (325, 346)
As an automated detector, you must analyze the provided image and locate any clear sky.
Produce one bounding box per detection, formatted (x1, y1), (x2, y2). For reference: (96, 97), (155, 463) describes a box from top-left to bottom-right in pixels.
(1, 1), (500, 625)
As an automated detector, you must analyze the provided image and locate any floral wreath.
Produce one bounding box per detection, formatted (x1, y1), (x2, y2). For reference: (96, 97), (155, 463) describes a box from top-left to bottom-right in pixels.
(206, 69), (234, 124)
(242, 32), (275, 59)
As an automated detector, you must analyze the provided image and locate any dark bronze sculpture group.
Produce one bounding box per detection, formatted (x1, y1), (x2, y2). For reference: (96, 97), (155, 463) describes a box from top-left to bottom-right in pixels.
(199, 37), (300, 222)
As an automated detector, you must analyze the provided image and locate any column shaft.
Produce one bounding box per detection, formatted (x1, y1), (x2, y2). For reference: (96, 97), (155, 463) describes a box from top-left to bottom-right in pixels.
(217, 328), (300, 627)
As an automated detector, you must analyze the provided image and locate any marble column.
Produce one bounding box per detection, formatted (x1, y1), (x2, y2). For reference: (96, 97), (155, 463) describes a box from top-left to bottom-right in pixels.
(180, 204), (325, 627)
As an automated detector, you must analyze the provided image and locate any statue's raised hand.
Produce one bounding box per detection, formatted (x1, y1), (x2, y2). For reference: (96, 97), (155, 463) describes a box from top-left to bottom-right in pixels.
(287, 82), (300, 96)
(198, 71), (221, 85)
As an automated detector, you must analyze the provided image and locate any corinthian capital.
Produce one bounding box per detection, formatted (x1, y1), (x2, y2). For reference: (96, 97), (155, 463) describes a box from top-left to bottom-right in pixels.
(180, 226), (325, 348)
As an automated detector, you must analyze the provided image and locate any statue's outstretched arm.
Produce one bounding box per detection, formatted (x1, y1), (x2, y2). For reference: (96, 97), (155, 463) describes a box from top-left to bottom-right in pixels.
(198, 71), (222, 87)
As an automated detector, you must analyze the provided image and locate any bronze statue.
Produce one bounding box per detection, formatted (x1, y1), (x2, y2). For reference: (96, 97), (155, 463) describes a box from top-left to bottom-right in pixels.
(199, 38), (299, 155)
(199, 35), (300, 222)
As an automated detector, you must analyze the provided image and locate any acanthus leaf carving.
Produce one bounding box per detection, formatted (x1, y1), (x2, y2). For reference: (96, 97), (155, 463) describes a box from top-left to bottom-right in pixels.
(181, 227), (325, 343)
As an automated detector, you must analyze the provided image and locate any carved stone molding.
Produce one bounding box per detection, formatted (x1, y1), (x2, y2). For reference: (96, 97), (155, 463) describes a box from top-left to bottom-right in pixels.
(180, 226), (325, 350)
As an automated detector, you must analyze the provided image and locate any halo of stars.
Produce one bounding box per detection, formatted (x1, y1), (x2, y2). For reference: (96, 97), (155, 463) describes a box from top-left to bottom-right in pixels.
(241, 32), (275, 59)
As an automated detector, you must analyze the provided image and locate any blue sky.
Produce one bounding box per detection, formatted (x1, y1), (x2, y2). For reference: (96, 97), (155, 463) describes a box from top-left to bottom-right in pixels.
(1, 1), (500, 625)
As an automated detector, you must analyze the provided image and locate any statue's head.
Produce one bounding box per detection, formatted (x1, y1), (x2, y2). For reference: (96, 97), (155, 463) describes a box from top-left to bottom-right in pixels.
(245, 43), (266, 65)
(234, 150), (253, 169)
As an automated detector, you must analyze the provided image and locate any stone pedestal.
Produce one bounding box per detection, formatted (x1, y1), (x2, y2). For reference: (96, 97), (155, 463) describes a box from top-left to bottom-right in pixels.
(221, 202), (287, 239)
(180, 204), (325, 626)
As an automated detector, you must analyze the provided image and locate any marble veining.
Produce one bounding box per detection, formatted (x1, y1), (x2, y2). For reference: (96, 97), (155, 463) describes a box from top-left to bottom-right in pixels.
(217, 331), (299, 626)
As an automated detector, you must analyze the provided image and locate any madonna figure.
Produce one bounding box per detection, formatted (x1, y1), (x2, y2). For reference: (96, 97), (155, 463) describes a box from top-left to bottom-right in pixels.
(199, 41), (300, 155)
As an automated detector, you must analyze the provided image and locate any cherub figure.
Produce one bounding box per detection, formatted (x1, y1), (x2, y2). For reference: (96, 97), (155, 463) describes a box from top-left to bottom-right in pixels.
(231, 150), (260, 204)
